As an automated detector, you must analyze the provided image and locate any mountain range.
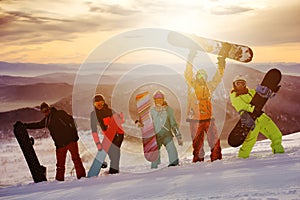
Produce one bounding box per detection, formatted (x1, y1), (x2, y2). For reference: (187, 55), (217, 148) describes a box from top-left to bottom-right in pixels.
(0, 62), (299, 142)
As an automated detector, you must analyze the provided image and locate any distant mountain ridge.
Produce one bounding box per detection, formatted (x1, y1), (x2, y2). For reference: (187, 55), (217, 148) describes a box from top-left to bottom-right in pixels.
(0, 61), (79, 76)
(0, 63), (299, 140)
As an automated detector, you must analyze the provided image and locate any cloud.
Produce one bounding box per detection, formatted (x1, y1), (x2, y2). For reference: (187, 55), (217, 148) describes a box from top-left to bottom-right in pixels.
(6, 11), (72, 23)
(220, 2), (300, 45)
(210, 5), (254, 15)
(87, 3), (140, 16)
(0, 6), (141, 45)
(0, 13), (16, 26)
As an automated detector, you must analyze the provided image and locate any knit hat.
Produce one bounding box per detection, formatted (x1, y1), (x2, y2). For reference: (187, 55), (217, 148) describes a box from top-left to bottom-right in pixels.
(93, 94), (105, 102)
(153, 90), (165, 99)
(40, 102), (50, 112)
(233, 75), (247, 83)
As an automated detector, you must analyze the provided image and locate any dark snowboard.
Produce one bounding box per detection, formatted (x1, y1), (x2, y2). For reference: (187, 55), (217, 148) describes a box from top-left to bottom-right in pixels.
(13, 121), (47, 183)
(228, 68), (281, 147)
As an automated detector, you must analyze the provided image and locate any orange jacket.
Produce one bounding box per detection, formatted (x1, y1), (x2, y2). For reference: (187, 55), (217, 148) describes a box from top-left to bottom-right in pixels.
(185, 56), (225, 121)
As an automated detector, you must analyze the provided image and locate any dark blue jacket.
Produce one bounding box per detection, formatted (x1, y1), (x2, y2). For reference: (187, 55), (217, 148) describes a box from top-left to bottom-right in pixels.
(25, 107), (79, 148)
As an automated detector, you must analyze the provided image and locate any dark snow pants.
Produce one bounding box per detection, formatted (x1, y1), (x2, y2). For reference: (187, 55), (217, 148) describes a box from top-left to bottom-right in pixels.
(56, 142), (86, 181)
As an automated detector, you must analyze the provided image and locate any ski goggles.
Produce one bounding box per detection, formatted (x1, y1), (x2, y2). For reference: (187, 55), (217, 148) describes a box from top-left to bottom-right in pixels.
(41, 108), (50, 114)
(94, 101), (105, 108)
(196, 73), (207, 80)
(234, 80), (246, 87)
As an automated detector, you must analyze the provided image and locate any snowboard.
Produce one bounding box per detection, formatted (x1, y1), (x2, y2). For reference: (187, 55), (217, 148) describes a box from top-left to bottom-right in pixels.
(228, 68), (282, 147)
(168, 31), (253, 63)
(136, 92), (159, 162)
(87, 113), (122, 177)
(13, 121), (47, 183)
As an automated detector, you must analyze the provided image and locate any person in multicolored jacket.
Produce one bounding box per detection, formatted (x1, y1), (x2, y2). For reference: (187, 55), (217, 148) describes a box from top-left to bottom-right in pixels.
(230, 75), (285, 158)
(184, 51), (225, 162)
(90, 94), (124, 174)
(150, 90), (183, 168)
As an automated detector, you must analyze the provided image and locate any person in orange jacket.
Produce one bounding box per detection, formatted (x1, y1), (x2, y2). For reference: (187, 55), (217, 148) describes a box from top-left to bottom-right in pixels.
(184, 51), (226, 162)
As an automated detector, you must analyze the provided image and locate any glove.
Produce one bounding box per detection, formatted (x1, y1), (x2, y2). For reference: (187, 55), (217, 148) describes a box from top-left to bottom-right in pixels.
(96, 142), (102, 151)
(135, 120), (144, 128)
(177, 138), (183, 146)
(273, 85), (281, 93)
(240, 111), (255, 130)
(219, 42), (230, 57)
(30, 137), (35, 145)
(118, 112), (125, 123)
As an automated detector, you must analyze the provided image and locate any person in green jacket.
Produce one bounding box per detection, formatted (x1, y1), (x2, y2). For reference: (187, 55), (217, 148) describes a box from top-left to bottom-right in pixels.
(150, 90), (183, 168)
(230, 75), (285, 158)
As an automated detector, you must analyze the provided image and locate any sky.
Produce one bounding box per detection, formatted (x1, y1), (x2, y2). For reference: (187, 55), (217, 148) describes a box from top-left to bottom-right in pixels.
(0, 0), (300, 64)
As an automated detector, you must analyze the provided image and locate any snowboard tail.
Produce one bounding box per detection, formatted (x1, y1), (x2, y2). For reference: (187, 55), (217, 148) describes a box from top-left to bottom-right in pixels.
(228, 69), (281, 147)
(136, 92), (159, 162)
(168, 31), (253, 63)
(87, 150), (107, 177)
(13, 122), (47, 183)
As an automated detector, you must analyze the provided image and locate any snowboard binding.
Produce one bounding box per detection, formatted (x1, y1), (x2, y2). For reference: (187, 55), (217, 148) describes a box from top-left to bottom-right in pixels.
(239, 110), (255, 131)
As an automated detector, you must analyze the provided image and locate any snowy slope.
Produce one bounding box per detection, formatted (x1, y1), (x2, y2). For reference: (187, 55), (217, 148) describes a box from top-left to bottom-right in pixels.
(0, 133), (300, 200)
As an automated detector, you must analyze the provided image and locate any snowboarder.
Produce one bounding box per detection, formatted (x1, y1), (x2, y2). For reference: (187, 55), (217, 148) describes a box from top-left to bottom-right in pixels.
(90, 94), (124, 174)
(230, 75), (285, 158)
(23, 102), (86, 181)
(184, 51), (225, 162)
(150, 90), (183, 168)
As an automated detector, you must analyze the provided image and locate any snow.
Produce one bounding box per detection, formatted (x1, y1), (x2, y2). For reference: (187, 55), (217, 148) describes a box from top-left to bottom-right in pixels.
(1, 132), (300, 200)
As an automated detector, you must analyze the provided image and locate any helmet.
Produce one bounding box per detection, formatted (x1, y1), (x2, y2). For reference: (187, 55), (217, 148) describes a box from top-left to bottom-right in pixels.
(233, 75), (247, 83)
(196, 69), (208, 80)
(93, 94), (105, 102)
(153, 90), (165, 99)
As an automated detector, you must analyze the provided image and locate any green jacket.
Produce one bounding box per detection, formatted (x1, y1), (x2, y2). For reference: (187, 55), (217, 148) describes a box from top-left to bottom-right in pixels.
(230, 88), (256, 113)
(150, 105), (182, 140)
(230, 89), (285, 158)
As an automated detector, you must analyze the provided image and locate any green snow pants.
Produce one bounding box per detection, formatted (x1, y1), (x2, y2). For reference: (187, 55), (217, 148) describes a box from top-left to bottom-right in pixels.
(151, 133), (179, 168)
(238, 113), (284, 158)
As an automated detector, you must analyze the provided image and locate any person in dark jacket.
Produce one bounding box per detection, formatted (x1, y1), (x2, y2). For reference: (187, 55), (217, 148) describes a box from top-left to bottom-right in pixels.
(90, 94), (124, 174)
(24, 102), (86, 181)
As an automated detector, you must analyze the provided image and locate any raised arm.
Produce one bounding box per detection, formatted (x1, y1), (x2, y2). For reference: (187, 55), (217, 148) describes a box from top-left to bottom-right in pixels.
(207, 56), (226, 92)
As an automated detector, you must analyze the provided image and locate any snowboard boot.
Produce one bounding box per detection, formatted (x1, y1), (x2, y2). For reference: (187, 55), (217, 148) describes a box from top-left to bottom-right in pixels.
(168, 159), (179, 167)
(108, 167), (119, 174)
(210, 140), (222, 162)
(192, 156), (204, 163)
